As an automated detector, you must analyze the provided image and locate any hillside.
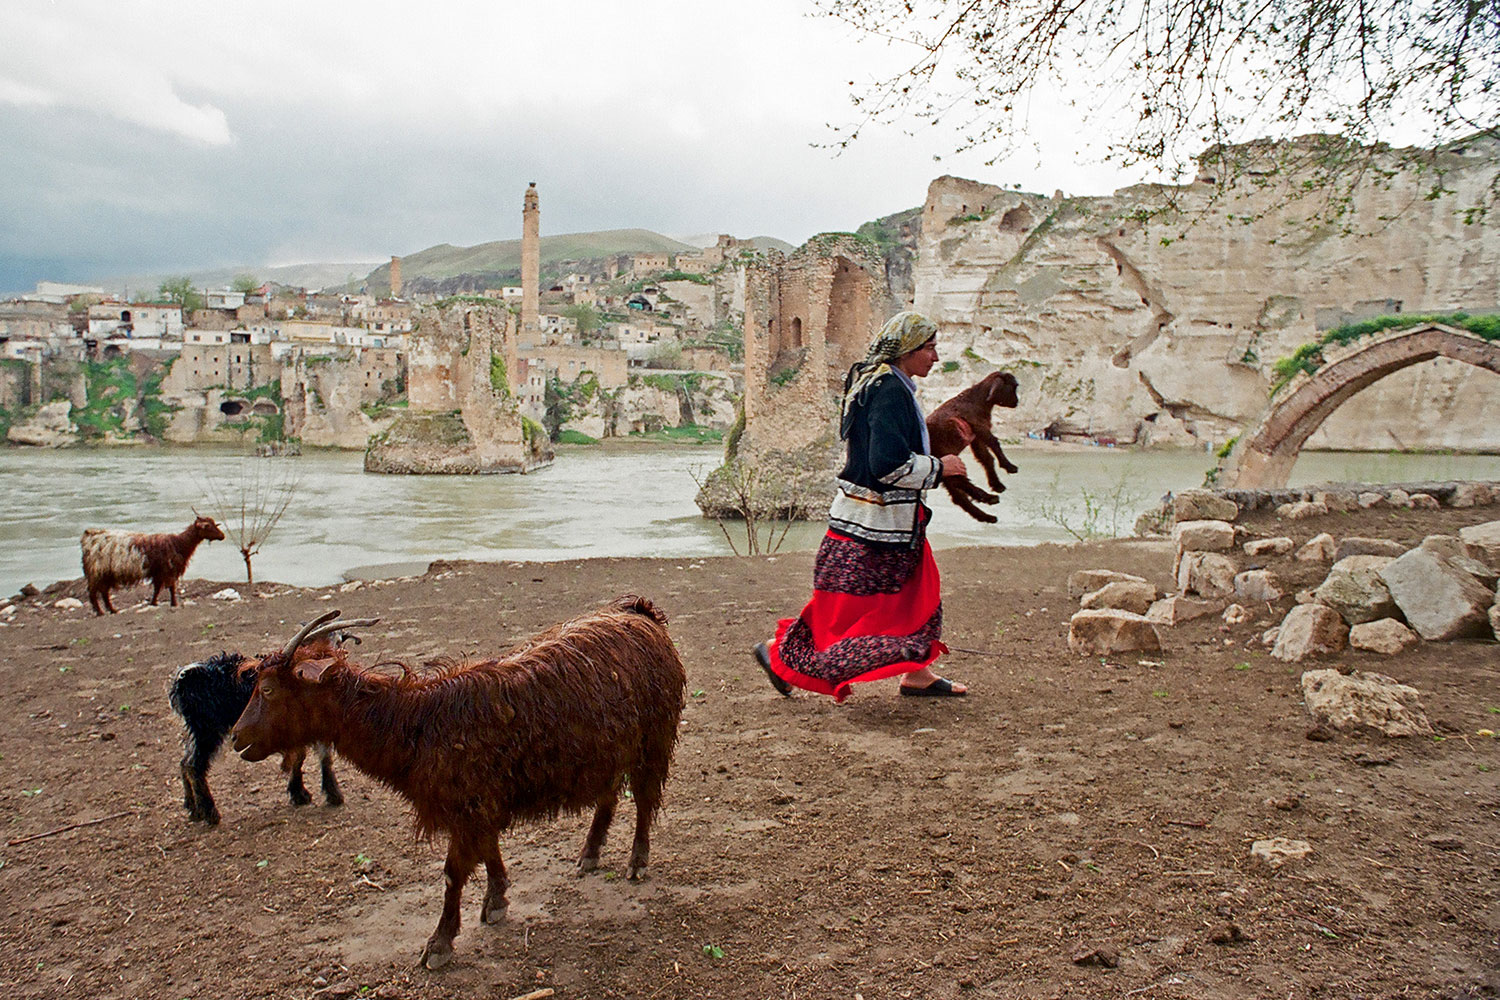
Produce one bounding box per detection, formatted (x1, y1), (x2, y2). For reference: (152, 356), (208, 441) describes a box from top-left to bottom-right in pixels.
(363, 229), (696, 290)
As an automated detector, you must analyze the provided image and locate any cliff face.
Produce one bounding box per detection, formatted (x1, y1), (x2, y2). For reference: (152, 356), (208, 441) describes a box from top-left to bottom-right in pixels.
(913, 139), (1500, 451)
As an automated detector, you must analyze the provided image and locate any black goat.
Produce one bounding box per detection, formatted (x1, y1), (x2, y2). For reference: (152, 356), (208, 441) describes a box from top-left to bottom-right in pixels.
(169, 649), (342, 825)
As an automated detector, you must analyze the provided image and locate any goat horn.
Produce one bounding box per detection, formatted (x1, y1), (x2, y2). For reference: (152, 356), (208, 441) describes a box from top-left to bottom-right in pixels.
(282, 609), (341, 658)
(301, 617), (381, 647)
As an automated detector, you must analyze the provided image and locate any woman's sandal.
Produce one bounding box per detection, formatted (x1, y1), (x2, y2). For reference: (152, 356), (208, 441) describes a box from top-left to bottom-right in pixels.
(899, 677), (967, 697)
(753, 643), (792, 697)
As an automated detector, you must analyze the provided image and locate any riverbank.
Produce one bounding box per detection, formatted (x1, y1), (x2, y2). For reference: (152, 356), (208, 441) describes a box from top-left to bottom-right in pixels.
(1, 501), (1496, 999)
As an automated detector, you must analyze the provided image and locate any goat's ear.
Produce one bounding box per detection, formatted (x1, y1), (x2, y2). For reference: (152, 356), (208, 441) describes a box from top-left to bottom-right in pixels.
(294, 657), (337, 684)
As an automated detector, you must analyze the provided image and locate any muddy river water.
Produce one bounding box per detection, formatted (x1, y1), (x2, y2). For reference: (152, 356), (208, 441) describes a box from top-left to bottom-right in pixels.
(3, 443), (1497, 596)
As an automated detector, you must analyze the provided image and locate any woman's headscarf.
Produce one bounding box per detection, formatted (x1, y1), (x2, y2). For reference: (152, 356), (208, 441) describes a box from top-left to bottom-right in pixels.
(839, 311), (938, 439)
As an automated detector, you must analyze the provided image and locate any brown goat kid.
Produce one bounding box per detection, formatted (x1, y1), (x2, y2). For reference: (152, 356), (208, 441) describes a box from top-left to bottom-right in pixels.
(926, 371), (1021, 523)
(80, 515), (225, 615)
(231, 597), (687, 970)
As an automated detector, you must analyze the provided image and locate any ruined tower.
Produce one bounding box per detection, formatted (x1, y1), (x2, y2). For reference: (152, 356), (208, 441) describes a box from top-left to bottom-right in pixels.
(389, 255), (403, 298)
(521, 183), (540, 333)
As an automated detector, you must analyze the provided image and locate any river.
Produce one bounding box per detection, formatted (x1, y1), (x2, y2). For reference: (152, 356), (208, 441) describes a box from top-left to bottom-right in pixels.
(3, 444), (1499, 597)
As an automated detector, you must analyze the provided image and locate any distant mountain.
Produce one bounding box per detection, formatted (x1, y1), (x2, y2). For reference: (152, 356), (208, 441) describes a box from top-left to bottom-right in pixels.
(100, 261), (383, 298)
(362, 229), (697, 292)
(670, 233), (796, 253)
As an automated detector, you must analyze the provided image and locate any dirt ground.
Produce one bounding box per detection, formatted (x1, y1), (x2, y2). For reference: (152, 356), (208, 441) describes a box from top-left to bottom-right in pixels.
(0, 503), (1497, 1000)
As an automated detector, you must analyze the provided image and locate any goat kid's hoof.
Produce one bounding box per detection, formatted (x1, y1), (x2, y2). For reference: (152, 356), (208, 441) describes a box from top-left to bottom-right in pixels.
(324, 792), (345, 808)
(577, 856), (600, 874)
(626, 863), (648, 882)
(480, 897), (509, 924)
(419, 940), (454, 970)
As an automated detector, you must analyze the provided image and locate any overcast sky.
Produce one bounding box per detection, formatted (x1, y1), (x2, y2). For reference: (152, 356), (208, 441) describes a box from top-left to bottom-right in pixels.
(0, 0), (1149, 294)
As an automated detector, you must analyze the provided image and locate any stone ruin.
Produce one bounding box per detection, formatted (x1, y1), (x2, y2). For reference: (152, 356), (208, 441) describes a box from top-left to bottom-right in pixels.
(696, 233), (892, 517)
(364, 303), (551, 474)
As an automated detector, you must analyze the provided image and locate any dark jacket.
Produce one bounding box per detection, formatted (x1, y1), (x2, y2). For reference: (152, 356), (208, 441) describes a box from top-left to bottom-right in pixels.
(828, 373), (941, 548)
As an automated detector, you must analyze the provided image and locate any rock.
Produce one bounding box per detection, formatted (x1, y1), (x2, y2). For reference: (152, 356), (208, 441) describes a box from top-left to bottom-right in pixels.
(1175, 519), (1236, 552)
(1070, 945), (1120, 968)
(5, 400), (78, 447)
(1349, 618), (1420, 655)
(210, 588), (242, 601)
(1336, 537), (1408, 561)
(1207, 922), (1253, 944)
(1388, 489), (1413, 508)
(19, 584), (39, 597)
(52, 597), (84, 610)
(1410, 493), (1440, 510)
(1449, 483), (1495, 508)
(1244, 537), (1294, 557)
(1234, 569), (1282, 604)
(1357, 491), (1385, 509)
(1314, 555), (1398, 624)
(1425, 833), (1465, 851)
(1380, 549), (1495, 640)
(1079, 581), (1158, 615)
(1068, 569), (1148, 599)
(1173, 489), (1239, 523)
(1294, 588), (1318, 604)
(1177, 551), (1237, 599)
(1492, 602), (1500, 640)
(1271, 605), (1349, 662)
(1277, 501), (1329, 521)
(1419, 535), (1498, 586)
(1459, 520), (1500, 571)
(1068, 609), (1163, 655)
(1147, 595), (1222, 625)
(1301, 668), (1433, 736)
(1261, 626), (1281, 647)
(1312, 491), (1357, 513)
(1223, 603), (1253, 626)
(1250, 838), (1312, 868)
(1295, 533), (1337, 563)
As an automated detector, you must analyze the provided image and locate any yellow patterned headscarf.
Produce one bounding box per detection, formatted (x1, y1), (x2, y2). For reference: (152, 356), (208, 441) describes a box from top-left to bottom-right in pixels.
(839, 311), (938, 439)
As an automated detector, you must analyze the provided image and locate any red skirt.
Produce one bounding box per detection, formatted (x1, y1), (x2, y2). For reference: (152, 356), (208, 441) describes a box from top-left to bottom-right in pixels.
(767, 530), (946, 703)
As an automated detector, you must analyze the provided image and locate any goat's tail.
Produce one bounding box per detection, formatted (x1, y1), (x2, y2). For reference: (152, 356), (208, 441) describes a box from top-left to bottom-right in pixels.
(609, 594), (667, 626)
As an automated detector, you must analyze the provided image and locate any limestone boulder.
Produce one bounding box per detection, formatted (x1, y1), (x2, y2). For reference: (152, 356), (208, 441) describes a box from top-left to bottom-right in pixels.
(1277, 501), (1329, 521)
(1336, 537), (1408, 561)
(1271, 605), (1349, 662)
(1295, 533), (1337, 563)
(1175, 519), (1236, 553)
(1314, 555), (1398, 625)
(1068, 609), (1163, 655)
(1388, 489), (1413, 509)
(1174, 489), (1239, 523)
(1357, 492), (1385, 509)
(1379, 549), (1495, 640)
(1349, 618), (1419, 655)
(5, 400), (77, 447)
(1410, 493), (1440, 510)
(1147, 595), (1221, 625)
(1068, 569), (1148, 599)
(1177, 551), (1237, 599)
(1490, 601), (1500, 640)
(1449, 483), (1495, 508)
(1419, 535), (1498, 587)
(1223, 603), (1253, 626)
(1459, 520), (1500, 571)
(1080, 580), (1159, 615)
(1261, 626), (1281, 647)
(1244, 537), (1294, 558)
(1234, 569), (1283, 604)
(1300, 668), (1433, 736)
(1312, 491), (1357, 513)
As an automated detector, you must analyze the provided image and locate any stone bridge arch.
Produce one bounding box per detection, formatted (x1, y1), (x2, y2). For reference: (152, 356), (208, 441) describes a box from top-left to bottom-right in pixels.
(1220, 322), (1500, 488)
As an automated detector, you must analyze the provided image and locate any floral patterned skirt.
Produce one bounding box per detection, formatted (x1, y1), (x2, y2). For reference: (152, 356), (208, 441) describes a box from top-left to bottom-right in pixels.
(767, 529), (945, 703)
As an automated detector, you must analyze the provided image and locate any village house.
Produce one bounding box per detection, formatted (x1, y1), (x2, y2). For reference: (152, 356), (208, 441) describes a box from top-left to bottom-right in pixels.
(630, 252), (669, 278)
(353, 298), (415, 335)
(87, 301), (184, 340)
(205, 289), (246, 310)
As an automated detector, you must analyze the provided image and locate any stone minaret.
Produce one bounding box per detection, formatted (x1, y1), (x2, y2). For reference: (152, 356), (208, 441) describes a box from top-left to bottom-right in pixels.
(389, 255), (403, 298)
(521, 183), (540, 333)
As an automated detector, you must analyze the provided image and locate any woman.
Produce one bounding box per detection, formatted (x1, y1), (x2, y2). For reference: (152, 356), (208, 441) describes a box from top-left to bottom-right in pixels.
(754, 311), (969, 703)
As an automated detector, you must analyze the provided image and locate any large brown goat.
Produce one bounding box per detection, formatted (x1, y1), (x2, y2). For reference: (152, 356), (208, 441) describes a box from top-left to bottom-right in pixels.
(80, 514), (225, 614)
(231, 597), (687, 970)
(926, 371), (1020, 523)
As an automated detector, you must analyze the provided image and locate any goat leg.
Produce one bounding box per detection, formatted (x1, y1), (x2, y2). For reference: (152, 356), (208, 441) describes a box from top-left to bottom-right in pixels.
(968, 438), (1009, 493)
(180, 749), (220, 826)
(479, 836), (510, 924)
(578, 789), (618, 874)
(282, 747), (312, 806)
(421, 840), (477, 970)
(943, 479), (1000, 524)
(977, 430), (1019, 476)
(318, 745), (343, 806)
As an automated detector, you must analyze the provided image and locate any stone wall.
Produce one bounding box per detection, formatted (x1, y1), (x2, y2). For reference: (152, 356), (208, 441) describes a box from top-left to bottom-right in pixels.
(913, 137), (1500, 452)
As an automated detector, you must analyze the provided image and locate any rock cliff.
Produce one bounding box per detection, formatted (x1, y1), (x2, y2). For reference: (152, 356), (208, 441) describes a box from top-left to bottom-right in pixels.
(913, 137), (1500, 451)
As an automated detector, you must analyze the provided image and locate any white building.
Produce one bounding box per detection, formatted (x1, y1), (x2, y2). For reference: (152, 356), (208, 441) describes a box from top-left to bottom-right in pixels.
(87, 302), (184, 339)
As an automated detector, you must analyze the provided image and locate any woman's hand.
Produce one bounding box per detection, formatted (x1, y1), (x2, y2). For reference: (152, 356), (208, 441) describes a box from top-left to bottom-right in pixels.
(940, 454), (967, 479)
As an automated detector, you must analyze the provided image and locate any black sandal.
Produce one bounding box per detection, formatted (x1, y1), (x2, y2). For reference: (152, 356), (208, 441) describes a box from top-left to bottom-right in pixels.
(899, 677), (967, 697)
(753, 642), (792, 697)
